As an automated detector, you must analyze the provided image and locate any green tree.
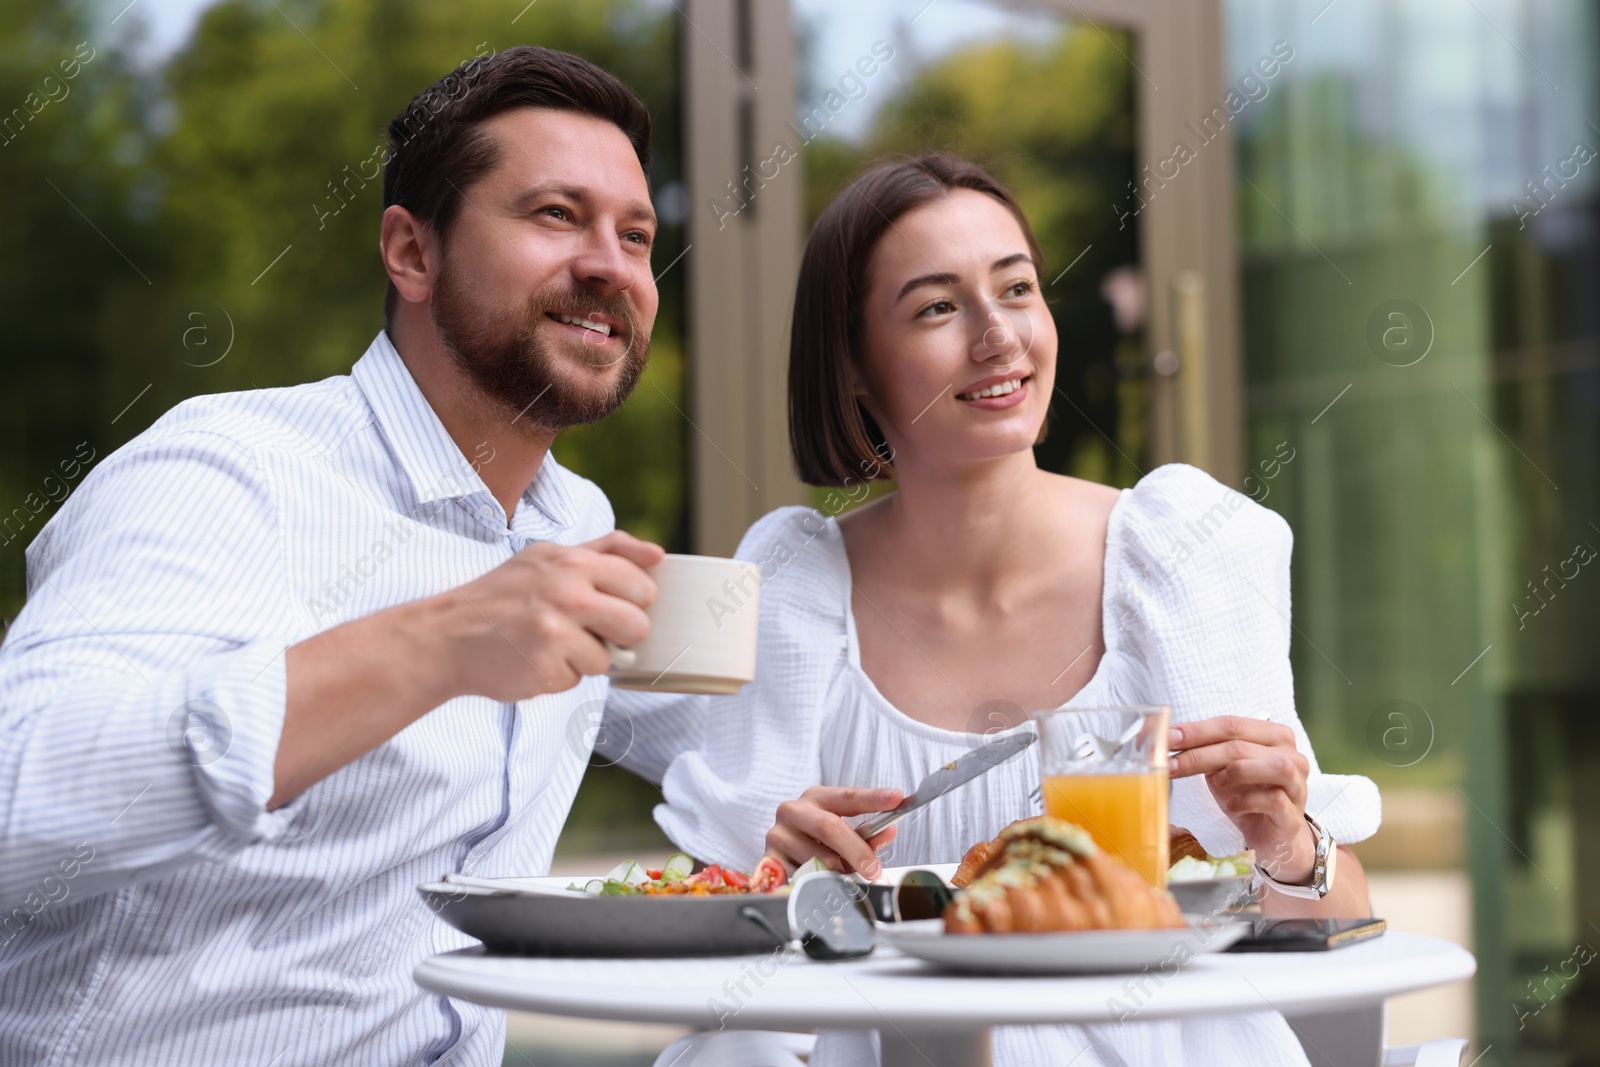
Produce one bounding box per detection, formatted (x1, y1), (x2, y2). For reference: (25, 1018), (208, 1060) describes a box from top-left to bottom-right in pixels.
(1, 0), (690, 626)
(0, 1), (153, 617)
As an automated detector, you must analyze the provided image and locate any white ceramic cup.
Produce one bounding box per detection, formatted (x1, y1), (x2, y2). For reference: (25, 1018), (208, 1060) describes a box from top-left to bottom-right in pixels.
(607, 553), (761, 695)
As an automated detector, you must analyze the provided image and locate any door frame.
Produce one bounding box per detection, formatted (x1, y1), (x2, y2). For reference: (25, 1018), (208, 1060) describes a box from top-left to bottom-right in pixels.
(682, 0), (807, 556)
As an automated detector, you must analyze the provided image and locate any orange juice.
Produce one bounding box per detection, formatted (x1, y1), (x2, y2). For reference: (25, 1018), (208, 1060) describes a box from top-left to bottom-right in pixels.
(1043, 770), (1168, 886)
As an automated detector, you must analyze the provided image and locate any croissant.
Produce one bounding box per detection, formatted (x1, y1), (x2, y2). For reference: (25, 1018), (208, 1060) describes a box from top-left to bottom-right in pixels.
(944, 817), (1183, 934)
(956, 823), (1210, 886)
(952, 816), (1042, 887)
(1170, 827), (1208, 864)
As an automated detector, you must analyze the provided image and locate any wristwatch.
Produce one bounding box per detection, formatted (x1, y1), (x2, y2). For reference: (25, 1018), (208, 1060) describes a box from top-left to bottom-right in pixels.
(1257, 813), (1336, 900)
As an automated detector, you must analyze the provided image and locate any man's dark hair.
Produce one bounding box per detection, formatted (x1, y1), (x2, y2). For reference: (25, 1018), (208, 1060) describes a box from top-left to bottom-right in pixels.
(789, 153), (1046, 486)
(381, 46), (652, 331)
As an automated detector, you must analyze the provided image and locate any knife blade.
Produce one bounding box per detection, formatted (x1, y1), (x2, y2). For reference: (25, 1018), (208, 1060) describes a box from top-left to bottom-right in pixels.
(855, 731), (1038, 840)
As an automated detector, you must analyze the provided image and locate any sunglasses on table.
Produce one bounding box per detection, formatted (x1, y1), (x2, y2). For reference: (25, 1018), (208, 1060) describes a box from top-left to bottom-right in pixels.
(874, 868), (956, 923)
(741, 869), (955, 962)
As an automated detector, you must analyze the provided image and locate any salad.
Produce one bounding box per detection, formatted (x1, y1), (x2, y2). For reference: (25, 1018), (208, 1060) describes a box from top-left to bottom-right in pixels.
(569, 853), (789, 896)
(1167, 851), (1254, 882)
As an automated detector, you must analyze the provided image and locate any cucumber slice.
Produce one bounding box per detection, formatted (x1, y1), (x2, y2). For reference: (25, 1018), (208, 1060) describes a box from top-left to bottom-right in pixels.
(661, 853), (694, 882)
(602, 860), (650, 886)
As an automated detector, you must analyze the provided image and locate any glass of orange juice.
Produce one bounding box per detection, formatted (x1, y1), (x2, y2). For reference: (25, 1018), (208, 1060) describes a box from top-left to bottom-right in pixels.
(1034, 705), (1170, 887)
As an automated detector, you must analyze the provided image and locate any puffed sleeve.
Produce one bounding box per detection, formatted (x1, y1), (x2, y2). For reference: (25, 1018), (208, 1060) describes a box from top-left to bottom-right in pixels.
(1108, 464), (1381, 856)
(651, 506), (851, 871)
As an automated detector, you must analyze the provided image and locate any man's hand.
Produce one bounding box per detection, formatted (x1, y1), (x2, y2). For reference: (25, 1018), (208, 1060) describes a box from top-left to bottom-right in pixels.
(274, 530), (663, 807)
(765, 786), (903, 879)
(433, 531), (664, 701)
(1168, 715), (1312, 884)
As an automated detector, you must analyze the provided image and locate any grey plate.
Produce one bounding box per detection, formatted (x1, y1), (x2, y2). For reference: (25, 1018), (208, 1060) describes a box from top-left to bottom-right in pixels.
(1167, 875), (1255, 918)
(417, 876), (791, 958)
(880, 919), (1248, 975)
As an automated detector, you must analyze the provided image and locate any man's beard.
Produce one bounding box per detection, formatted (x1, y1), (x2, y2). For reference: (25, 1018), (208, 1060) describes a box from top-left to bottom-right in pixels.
(431, 256), (650, 433)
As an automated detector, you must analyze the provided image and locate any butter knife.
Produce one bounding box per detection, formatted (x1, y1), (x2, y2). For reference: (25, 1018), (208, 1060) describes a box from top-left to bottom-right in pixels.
(855, 731), (1038, 840)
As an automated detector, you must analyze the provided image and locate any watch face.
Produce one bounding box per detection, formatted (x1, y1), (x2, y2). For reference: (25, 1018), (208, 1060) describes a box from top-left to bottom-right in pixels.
(1312, 821), (1336, 896)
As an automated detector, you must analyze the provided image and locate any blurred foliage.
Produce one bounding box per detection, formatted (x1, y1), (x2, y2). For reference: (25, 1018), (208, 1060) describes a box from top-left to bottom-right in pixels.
(0, 2), (150, 615)
(799, 24), (1143, 490)
(0, 0), (688, 625)
(550, 761), (674, 860)
(1235, 72), (1463, 253)
(1235, 71), (1497, 784)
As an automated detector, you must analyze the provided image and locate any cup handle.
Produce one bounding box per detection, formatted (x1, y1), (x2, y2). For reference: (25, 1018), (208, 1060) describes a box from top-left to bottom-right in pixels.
(606, 641), (637, 670)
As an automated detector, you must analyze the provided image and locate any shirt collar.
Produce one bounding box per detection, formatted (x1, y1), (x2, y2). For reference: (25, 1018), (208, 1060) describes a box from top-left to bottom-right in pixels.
(523, 449), (578, 530)
(350, 331), (577, 530)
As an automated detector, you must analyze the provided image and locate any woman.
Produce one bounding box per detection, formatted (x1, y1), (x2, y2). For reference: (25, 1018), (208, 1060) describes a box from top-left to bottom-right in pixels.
(620, 154), (1380, 1065)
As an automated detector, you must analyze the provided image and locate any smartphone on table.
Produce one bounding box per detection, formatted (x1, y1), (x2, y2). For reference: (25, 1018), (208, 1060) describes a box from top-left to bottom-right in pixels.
(1226, 917), (1387, 952)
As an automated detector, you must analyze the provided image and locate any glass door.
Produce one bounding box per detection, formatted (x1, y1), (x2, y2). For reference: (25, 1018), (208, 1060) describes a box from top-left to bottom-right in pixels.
(1227, 1), (1600, 1059)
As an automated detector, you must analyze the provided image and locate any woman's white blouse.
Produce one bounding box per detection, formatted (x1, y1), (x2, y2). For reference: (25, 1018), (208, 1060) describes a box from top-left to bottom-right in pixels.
(646, 464), (1379, 868)
(615, 464), (1382, 1067)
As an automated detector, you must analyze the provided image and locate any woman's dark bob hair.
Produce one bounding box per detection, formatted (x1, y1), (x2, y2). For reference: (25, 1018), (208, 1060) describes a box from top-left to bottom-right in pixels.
(789, 153), (1046, 487)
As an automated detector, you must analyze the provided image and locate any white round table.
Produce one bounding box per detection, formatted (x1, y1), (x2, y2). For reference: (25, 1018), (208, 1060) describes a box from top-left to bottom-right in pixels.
(415, 931), (1474, 1067)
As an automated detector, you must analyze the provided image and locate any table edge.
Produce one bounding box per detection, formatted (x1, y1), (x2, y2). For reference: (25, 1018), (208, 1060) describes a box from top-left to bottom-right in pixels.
(413, 933), (1477, 1032)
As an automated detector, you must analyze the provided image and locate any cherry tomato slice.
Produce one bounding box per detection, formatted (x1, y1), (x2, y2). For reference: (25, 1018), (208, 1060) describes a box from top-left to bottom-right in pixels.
(750, 855), (788, 894)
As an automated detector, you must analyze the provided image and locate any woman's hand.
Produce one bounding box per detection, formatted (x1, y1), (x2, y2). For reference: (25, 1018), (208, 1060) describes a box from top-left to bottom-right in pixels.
(765, 786), (903, 878)
(1168, 715), (1314, 884)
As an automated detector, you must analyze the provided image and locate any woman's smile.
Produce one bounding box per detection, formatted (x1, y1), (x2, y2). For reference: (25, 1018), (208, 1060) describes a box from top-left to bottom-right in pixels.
(955, 372), (1032, 409)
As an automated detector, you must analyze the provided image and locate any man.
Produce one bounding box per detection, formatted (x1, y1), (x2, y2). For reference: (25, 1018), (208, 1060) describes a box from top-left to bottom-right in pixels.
(0, 46), (673, 1064)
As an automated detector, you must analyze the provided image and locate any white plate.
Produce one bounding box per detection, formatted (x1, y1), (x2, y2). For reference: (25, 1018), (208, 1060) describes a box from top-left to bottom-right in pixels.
(880, 919), (1248, 975)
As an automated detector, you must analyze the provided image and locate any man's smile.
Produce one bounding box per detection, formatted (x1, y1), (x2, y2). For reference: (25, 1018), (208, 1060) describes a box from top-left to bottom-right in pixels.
(546, 311), (618, 343)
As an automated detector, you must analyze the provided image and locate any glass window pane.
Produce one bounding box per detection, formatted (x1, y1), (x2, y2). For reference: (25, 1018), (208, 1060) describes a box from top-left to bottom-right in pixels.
(1226, 0), (1600, 1055)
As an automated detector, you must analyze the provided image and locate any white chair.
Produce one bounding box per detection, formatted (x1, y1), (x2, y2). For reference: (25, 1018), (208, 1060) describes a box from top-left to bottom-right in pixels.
(1290, 1004), (1470, 1067)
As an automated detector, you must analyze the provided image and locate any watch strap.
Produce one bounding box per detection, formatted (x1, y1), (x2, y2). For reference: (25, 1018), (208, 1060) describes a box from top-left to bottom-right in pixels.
(1257, 813), (1336, 900)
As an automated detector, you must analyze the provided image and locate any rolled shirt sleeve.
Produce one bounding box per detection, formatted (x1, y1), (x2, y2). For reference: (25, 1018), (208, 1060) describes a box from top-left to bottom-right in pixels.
(0, 430), (307, 911)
